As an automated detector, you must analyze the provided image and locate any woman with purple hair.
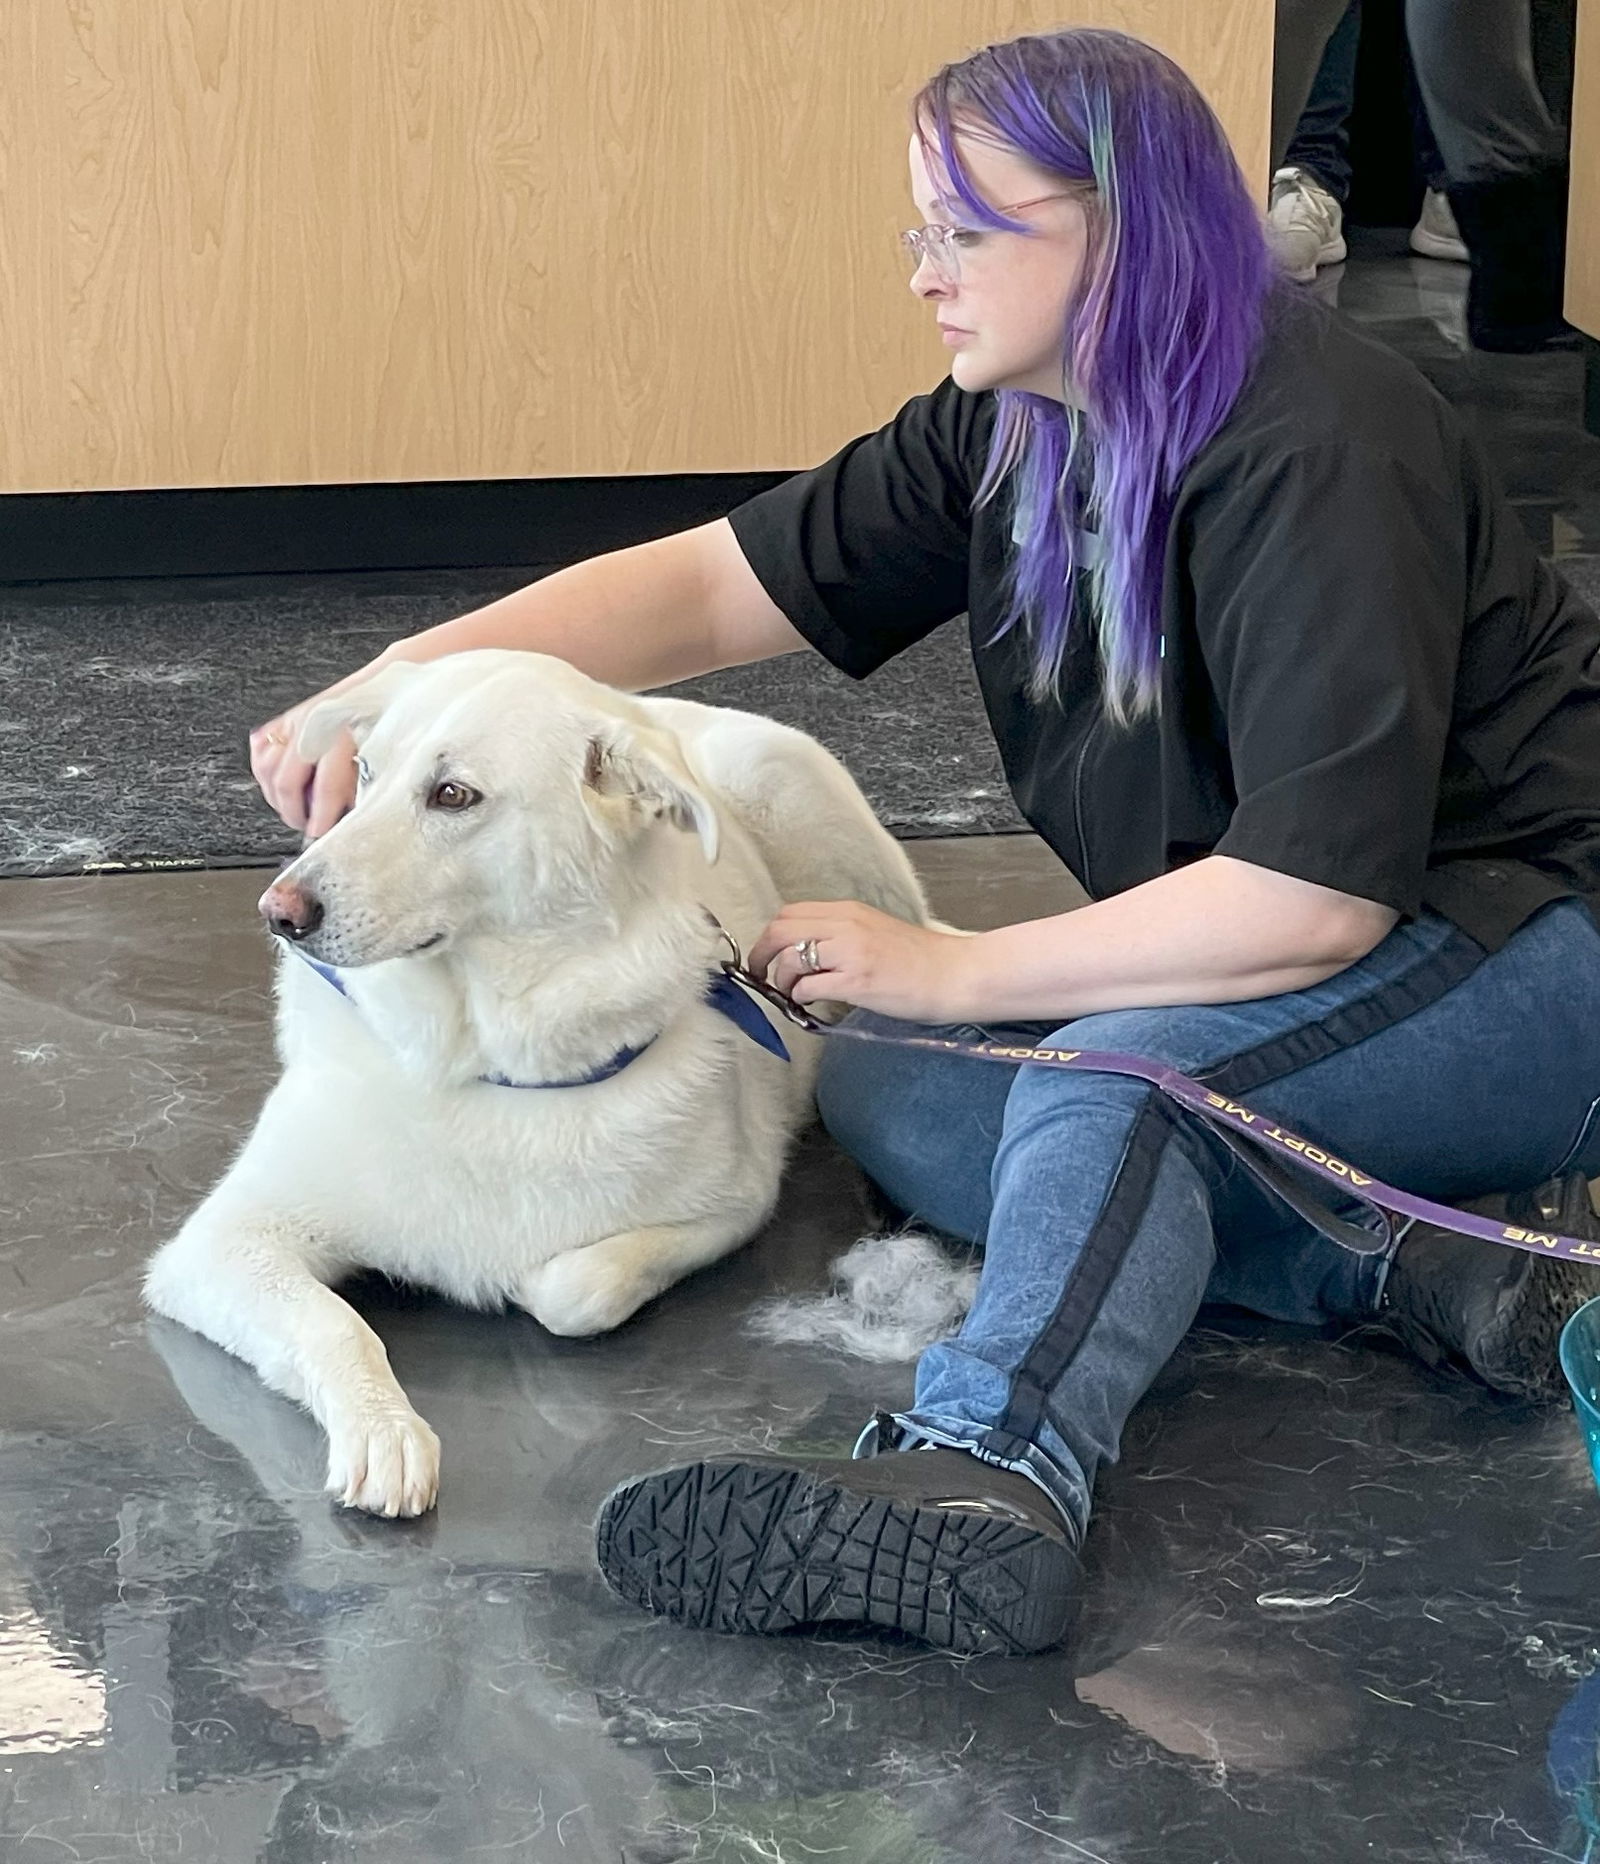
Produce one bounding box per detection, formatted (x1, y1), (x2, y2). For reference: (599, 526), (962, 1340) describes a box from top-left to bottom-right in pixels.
(255, 29), (1600, 1655)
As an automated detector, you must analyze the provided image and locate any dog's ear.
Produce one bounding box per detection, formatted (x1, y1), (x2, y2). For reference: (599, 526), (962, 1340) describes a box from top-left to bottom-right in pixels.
(582, 723), (720, 865)
(296, 662), (424, 761)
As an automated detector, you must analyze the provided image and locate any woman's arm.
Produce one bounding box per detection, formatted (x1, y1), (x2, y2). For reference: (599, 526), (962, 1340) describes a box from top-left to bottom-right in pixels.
(751, 855), (1399, 1025)
(252, 519), (806, 835)
(952, 855), (1399, 1021)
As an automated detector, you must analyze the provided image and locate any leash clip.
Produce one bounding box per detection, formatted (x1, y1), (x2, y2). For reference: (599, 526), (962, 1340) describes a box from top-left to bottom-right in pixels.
(703, 908), (824, 1032)
(719, 959), (825, 1033)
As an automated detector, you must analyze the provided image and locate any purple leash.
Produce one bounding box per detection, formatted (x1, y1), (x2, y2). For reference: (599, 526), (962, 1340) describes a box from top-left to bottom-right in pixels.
(720, 960), (1600, 1269)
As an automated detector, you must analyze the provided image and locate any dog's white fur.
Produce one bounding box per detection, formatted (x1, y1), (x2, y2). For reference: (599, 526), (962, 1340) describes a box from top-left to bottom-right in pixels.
(144, 650), (928, 1518)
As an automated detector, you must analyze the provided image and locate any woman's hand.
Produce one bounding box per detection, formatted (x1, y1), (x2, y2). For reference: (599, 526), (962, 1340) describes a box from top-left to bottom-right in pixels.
(250, 702), (358, 840)
(250, 656), (393, 839)
(748, 900), (981, 1025)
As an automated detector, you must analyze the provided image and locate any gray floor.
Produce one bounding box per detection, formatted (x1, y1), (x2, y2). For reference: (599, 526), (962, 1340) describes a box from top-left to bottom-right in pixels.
(4, 839), (1600, 1863)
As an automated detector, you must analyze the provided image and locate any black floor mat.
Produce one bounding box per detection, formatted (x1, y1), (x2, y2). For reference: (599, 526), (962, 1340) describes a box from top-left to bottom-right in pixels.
(0, 569), (1025, 877)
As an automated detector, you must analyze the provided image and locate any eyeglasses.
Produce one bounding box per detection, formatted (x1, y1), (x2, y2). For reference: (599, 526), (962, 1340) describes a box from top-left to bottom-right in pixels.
(900, 192), (1078, 284)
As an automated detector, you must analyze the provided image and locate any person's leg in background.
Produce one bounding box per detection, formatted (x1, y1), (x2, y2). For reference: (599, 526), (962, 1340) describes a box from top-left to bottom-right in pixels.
(1532, 0), (1578, 131)
(1283, 0), (1360, 204)
(1406, 57), (1469, 261)
(1270, 0), (1361, 281)
(1406, 0), (1573, 349)
(1272, 0), (1362, 167)
(596, 898), (1600, 1654)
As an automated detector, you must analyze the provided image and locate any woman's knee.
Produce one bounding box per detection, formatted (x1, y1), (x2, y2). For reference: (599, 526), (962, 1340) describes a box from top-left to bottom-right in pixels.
(1043, 1004), (1233, 1075)
(998, 1004), (1240, 1165)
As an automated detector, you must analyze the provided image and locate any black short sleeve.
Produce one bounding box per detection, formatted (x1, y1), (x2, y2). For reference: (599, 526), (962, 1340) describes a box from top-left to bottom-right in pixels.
(726, 378), (988, 680)
(1189, 439), (1466, 917)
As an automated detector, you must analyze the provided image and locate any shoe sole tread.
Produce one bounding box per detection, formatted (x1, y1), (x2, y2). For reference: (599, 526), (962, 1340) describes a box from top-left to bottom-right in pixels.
(596, 1459), (1077, 1655)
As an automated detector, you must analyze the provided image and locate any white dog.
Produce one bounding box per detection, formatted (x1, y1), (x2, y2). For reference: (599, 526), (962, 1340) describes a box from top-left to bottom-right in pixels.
(144, 650), (928, 1518)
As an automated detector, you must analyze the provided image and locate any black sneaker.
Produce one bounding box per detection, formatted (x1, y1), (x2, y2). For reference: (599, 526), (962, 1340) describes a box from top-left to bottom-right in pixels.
(1378, 1173), (1600, 1400)
(595, 1444), (1082, 1656)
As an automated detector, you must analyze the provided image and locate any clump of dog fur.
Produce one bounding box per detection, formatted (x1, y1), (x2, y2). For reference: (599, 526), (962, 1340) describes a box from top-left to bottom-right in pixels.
(749, 1229), (978, 1362)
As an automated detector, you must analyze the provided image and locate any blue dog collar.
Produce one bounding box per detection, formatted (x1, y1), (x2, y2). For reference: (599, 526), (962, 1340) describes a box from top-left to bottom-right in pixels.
(292, 948), (789, 1088)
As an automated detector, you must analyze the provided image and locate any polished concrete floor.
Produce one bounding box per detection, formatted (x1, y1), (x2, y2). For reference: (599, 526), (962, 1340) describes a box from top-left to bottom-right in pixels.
(4, 838), (1600, 1864)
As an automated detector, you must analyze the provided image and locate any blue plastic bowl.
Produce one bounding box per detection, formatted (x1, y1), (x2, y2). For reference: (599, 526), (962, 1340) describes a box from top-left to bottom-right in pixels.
(1560, 1296), (1600, 1495)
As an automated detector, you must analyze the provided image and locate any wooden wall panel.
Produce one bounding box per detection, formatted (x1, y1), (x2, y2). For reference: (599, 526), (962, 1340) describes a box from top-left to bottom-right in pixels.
(0, 1), (1274, 492)
(1568, 0), (1600, 339)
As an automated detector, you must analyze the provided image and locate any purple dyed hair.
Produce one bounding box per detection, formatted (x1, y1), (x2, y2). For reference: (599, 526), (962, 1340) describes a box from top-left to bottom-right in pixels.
(915, 30), (1276, 719)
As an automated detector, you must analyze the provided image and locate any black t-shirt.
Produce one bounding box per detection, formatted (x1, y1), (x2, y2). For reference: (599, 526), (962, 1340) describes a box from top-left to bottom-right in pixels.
(728, 297), (1600, 950)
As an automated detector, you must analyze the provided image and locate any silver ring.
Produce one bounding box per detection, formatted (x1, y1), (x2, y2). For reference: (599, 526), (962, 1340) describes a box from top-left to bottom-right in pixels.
(795, 937), (823, 975)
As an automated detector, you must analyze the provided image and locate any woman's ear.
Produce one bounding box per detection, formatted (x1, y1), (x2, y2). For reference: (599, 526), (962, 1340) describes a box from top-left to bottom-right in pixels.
(295, 662), (424, 761)
(581, 723), (720, 865)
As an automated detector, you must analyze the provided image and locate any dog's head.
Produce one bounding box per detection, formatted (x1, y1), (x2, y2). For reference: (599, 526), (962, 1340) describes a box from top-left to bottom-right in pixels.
(258, 651), (719, 967)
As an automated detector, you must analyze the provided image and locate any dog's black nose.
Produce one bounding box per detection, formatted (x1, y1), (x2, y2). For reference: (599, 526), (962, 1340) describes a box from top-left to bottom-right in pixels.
(258, 881), (324, 941)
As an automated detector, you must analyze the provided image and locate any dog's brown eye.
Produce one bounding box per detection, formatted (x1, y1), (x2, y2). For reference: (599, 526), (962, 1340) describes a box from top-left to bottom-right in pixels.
(429, 780), (481, 812)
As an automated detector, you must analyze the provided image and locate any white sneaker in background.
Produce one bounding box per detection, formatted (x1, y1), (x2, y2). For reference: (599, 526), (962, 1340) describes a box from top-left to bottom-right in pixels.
(1266, 166), (1347, 283)
(1409, 189), (1469, 263)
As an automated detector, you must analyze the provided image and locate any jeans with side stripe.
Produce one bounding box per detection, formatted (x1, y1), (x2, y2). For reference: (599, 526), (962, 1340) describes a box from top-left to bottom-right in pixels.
(816, 899), (1600, 1541)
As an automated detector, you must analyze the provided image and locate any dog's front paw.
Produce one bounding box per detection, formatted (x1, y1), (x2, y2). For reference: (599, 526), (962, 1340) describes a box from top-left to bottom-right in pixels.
(522, 1245), (653, 1338)
(325, 1405), (441, 1518)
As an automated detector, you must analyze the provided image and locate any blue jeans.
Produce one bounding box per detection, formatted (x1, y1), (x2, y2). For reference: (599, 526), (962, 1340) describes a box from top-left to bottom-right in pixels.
(1284, 0), (1361, 204)
(818, 900), (1600, 1542)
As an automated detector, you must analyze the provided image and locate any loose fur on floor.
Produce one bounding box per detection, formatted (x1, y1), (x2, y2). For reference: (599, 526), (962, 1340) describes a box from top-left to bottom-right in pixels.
(749, 1229), (979, 1362)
